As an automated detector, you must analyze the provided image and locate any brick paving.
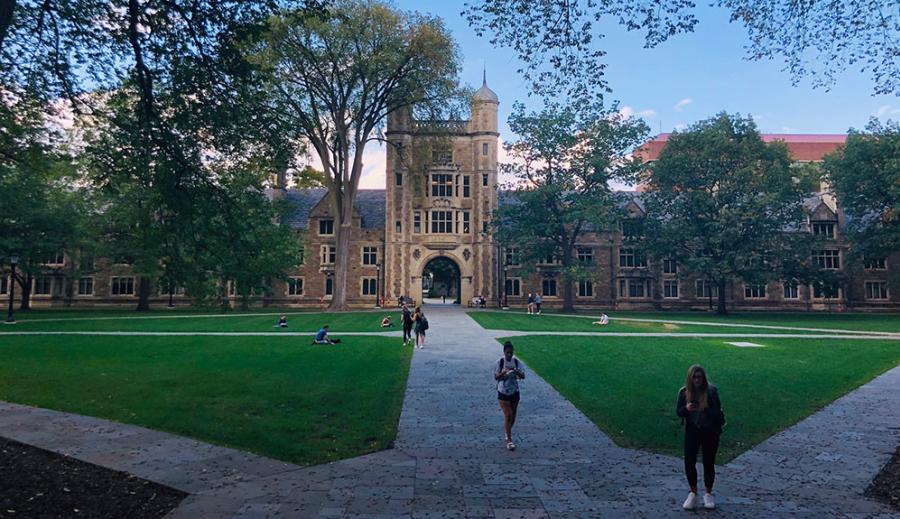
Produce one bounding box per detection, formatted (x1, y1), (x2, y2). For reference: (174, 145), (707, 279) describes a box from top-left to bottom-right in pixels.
(0, 305), (897, 518)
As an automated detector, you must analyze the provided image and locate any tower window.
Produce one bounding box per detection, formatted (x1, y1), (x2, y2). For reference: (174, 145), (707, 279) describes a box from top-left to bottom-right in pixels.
(482, 143), (489, 156)
(395, 172), (402, 186)
(482, 173), (488, 187)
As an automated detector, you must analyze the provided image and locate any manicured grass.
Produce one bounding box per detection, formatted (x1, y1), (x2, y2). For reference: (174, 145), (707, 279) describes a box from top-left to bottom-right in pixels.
(506, 335), (900, 461)
(0, 335), (411, 466)
(0, 310), (400, 333)
(469, 309), (900, 334)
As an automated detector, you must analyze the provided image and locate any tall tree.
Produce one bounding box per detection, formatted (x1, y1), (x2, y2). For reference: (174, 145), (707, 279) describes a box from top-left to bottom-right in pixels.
(464, 0), (899, 102)
(642, 113), (810, 314)
(495, 102), (648, 312)
(249, 0), (461, 310)
(824, 119), (900, 258)
(0, 90), (86, 310)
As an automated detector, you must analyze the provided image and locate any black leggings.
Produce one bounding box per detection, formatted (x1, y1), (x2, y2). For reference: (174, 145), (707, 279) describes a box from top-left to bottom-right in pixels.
(403, 323), (412, 342)
(684, 424), (720, 490)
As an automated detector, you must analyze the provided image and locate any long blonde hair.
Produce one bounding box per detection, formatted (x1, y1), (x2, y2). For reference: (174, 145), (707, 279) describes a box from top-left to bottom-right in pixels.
(684, 365), (710, 411)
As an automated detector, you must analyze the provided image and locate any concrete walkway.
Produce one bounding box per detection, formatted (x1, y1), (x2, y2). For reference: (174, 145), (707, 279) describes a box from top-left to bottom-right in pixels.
(1, 305), (897, 518)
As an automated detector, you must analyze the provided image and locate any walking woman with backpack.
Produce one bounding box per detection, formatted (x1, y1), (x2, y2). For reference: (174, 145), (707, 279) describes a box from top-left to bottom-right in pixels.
(413, 307), (428, 349)
(676, 364), (726, 510)
(495, 341), (525, 451)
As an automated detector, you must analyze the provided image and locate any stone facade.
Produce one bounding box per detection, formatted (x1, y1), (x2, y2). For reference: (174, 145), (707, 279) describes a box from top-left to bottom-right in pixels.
(4, 88), (899, 311)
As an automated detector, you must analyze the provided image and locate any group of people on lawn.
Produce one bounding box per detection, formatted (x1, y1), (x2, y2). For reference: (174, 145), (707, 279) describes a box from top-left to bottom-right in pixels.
(282, 307), (723, 511)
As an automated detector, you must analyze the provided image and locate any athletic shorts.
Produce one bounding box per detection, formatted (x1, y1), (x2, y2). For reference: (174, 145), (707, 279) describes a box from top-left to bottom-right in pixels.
(497, 391), (520, 403)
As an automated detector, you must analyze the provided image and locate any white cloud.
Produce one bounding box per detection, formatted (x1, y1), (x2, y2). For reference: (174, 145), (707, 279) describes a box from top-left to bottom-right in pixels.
(674, 123), (687, 131)
(781, 126), (799, 132)
(619, 106), (657, 119)
(672, 98), (693, 112)
(875, 105), (900, 118)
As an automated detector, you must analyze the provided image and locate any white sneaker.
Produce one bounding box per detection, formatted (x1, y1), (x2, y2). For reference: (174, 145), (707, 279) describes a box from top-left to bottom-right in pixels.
(682, 492), (697, 510)
(506, 440), (516, 451)
(703, 493), (715, 509)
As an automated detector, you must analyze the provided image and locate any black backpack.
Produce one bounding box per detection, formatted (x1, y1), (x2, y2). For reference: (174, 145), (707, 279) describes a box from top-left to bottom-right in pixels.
(421, 316), (429, 330)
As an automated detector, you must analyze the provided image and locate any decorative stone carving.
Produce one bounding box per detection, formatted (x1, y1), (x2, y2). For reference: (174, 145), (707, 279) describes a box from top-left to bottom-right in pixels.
(463, 248), (471, 261)
(432, 198), (452, 208)
(413, 248), (421, 260)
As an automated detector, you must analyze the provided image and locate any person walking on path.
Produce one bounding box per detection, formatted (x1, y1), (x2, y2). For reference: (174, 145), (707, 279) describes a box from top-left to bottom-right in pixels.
(526, 293), (535, 315)
(494, 341), (525, 451)
(413, 307), (428, 349)
(401, 304), (413, 345)
(676, 365), (725, 510)
(534, 294), (542, 314)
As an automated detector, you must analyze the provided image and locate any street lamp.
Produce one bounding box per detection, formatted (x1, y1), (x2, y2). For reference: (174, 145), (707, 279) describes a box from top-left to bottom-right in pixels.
(6, 254), (19, 324)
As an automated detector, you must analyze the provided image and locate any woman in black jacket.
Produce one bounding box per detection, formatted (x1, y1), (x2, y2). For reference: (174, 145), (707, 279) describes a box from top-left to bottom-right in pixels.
(676, 364), (724, 510)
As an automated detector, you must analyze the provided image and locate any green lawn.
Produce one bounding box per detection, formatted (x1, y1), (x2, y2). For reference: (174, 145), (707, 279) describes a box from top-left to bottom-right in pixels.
(0, 334), (411, 466)
(0, 310), (400, 333)
(506, 335), (900, 461)
(469, 309), (900, 334)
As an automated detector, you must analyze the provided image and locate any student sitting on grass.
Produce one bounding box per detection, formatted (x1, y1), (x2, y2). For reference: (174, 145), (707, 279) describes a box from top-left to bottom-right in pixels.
(313, 325), (340, 345)
(381, 315), (394, 328)
(592, 313), (609, 325)
(274, 314), (288, 328)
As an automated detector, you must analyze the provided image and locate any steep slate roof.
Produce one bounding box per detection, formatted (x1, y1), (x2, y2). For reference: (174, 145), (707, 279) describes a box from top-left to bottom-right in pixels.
(634, 133), (847, 162)
(274, 188), (386, 230)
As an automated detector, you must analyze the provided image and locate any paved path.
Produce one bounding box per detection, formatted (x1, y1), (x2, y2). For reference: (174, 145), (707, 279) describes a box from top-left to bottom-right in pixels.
(1, 305), (897, 518)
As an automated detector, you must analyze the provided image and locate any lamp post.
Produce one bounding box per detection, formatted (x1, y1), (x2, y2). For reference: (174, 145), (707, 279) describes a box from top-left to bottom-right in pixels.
(375, 264), (381, 308)
(6, 255), (19, 324)
(500, 263), (509, 308)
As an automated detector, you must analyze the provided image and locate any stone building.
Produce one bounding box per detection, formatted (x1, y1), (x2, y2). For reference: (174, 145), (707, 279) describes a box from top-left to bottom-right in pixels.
(4, 84), (898, 311)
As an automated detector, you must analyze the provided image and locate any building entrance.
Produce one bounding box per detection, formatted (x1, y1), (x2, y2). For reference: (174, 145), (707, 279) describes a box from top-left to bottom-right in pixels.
(422, 257), (461, 304)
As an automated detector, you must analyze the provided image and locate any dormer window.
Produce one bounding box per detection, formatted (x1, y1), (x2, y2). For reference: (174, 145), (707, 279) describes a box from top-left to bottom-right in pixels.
(812, 221), (835, 238)
(318, 219), (334, 236)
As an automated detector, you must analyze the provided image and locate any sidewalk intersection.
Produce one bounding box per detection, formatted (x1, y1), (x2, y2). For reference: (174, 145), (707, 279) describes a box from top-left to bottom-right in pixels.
(0, 305), (897, 518)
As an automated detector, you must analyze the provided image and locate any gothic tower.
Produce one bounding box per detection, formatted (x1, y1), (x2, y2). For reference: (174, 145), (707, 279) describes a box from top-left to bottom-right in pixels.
(384, 74), (500, 304)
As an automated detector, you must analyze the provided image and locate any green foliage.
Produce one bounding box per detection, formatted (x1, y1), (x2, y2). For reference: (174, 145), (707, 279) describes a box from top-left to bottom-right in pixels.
(643, 113), (811, 314)
(507, 335), (900, 461)
(824, 119), (900, 258)
(463, 1), (898, 104)
(0, 91), (93, 306)
(495, 102), (648, 310)
(0, 334), (412, 466)
(248, 0), (462, 308)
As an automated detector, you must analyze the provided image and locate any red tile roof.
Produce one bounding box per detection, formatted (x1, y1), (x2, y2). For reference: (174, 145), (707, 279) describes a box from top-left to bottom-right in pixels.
(635, 133), (847, 162)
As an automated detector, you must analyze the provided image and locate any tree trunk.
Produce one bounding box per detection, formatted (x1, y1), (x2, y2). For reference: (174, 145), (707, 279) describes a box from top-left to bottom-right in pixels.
(561, 250), (575, 313)
(136, 276), (151, 311)
(17, 272), (31, 311)
(0, 0), (16, 55)
(64, 276), (74, 307)
(716, 279), (728, 315)
(329, 193), (354, 311)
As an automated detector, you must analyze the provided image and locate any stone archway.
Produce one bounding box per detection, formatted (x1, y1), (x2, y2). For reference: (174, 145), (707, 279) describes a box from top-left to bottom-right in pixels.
(422, 256), (461, 304)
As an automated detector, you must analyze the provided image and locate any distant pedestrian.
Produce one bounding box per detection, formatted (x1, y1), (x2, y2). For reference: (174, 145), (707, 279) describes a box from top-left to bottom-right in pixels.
(495, 341), (525, 451)
(527, 293), (535, 315)
(401, 304), (413, 345)
(676, 365), (725, 511)
(274, 314), (288, 328)
(534, 294), (542, 314)
(413, 307), (429, 349)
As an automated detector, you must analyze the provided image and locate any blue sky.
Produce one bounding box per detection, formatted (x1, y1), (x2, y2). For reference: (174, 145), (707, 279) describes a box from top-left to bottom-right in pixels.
(358, 1), (899, 188)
